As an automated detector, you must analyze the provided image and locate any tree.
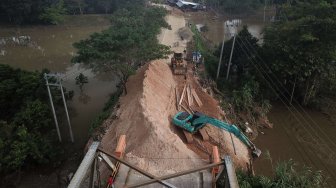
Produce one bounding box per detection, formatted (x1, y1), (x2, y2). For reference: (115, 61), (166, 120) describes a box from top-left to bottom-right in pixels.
(75, 73), (88, 92)
(72, 4), (171, 94)
(0, 0), (51, 24)
(0, 65), (63, 173)
(263, 0), (336, 105)
(69, 0), (86, 15)
(39, 0), (67, 24)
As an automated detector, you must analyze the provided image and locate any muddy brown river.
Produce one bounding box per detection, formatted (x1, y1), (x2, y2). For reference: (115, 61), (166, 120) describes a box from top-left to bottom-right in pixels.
(254, 104), (336, 186)
(1, 10), (335, 187)
(0, 15), (117, 147)
(188, 10), (336, 186)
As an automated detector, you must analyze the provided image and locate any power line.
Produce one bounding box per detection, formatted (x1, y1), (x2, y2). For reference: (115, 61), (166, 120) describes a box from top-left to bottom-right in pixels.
(236, 36), (336, 156)
(234, 36), (336, 181)
(237, 35), (336, 151)
(258, 0), (336, 152)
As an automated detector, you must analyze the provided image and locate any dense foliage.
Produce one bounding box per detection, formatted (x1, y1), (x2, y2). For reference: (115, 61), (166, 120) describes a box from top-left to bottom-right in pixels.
(39, 0), (67, 24)
(72, 3), (170, 94)
(0, 65), (61, 173)
(205, 26), (271, 115)
(0, 0), (145, 24)
(0, 0), (64, 24)
(235, 160), (326, 188)
(206, 0), (336, 108)
(263, 0), (336, 106)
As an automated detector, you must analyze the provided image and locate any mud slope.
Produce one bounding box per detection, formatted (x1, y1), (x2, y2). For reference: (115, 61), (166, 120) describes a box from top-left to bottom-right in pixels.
(100, 61), (205, 176)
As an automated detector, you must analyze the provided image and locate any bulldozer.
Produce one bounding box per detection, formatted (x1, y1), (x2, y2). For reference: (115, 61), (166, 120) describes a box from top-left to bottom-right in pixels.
(171, 52), (187, 75)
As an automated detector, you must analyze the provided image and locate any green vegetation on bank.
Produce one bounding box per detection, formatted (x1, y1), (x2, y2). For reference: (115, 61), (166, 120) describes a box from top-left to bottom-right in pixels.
(39, 0), (67, 25)
(263, 0), (336, 106)
(205, 0), (336, 112)
(236, 160), (326, 188)
(0, 65), (63, 173)
(195, 1), (335, 186)
(72, 2), (170, 94)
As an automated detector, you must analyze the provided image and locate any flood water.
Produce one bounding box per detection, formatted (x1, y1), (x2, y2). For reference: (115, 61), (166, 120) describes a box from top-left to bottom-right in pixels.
(0, 15), (118, 147)
(188, 10), (336, 186)
(1, 9), (335, 187)
(185, 10), (268, 45)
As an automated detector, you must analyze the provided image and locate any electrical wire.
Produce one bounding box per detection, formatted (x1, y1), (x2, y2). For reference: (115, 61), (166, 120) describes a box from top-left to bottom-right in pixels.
(237, 35), (336, 151)
(234, 36), (336, 182)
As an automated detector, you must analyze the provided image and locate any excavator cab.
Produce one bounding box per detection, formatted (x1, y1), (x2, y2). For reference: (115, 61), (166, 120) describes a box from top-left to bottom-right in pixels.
(173, 111), (262, 158)
(173, 111), (207, 133)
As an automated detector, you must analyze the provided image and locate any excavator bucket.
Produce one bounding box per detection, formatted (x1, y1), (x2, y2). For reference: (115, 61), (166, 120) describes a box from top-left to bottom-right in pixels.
(252, 148), (262, 158)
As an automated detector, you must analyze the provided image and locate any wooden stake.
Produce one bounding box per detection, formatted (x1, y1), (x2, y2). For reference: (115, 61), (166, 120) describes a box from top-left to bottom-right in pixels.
(186, 84), (191, 107)
(189, 85), (193, 106)
(175, 87), (180, 110)
(191, 89), (203, 107)
(179, 84), (187, 106)
(180, 104), (192, 114)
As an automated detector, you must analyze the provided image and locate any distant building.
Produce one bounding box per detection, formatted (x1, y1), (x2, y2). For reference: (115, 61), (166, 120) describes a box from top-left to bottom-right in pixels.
(170, 0), (206, 11)
(167, 0), (178, 5)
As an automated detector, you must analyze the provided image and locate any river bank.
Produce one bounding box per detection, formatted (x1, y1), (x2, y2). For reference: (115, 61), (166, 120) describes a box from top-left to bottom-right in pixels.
(0, 14), (119, 187)
(0, 14), (117, 148)
(183, 5), (336, 186)
(254, 103), (336, 186)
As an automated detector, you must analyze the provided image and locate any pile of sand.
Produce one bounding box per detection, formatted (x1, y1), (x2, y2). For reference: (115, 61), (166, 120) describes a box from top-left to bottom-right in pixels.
(99, 5), (250, 178)
(100, 61), (205, 176)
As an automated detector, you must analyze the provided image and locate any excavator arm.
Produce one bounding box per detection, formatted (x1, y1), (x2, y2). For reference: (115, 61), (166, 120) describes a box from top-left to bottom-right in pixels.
(173, 111), (261, 158)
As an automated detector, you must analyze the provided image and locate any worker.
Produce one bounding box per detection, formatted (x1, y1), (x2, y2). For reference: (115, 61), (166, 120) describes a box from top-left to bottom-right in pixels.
(107, 175), (115, 188)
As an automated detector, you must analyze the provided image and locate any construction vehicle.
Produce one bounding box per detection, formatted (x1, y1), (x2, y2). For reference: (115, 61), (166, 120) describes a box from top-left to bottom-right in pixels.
(172, 111), (262, 158)
(171, 52), (187, 75)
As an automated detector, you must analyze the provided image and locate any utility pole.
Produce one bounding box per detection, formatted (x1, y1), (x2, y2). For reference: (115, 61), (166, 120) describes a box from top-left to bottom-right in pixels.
(216, 22), (226, 80)
(264, 0), (267, 22)
(59, 78), (74, 143)
(45, 73), (74, 143)
(45, 73), (62, 142)
(226, 34), (236, 80)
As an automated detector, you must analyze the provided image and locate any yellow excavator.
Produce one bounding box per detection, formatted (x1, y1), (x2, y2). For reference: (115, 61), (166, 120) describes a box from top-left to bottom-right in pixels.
(171, 52), (187, 75)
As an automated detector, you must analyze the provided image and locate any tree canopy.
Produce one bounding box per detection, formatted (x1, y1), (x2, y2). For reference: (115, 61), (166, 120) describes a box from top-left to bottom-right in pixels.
(72, 3), (171, 93)
(263, 0), (336, 105)
(0, 65), (62, 173)
(39, 0), (67, 25)
(0, 0), (148, 24)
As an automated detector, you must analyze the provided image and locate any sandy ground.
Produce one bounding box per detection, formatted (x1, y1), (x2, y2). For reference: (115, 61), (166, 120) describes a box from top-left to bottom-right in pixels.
(157, 5), (250, 168)
(98, 4), (250, 185)
(100, 62), (206, 176)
